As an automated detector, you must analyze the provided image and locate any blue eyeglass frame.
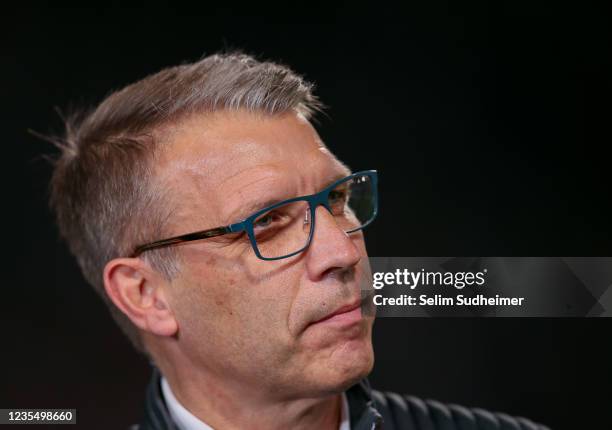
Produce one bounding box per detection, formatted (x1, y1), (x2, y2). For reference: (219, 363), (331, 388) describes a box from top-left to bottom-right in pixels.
(130, 170), (378, 260)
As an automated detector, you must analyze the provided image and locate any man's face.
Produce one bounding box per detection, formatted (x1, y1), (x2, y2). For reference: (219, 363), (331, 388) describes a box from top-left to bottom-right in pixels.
(154, 110), (374, 398)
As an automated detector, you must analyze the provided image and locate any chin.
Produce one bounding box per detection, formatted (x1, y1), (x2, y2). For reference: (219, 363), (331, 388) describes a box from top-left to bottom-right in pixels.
(294, 317), (375, 397)
(316, 335), (375, 395)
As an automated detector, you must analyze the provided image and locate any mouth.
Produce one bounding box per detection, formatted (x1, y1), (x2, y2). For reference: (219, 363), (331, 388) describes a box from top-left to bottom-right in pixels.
(310, 299), (364, 327)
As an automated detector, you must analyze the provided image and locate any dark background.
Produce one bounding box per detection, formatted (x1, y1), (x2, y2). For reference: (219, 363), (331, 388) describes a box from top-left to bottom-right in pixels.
(4, 3), (611, 429)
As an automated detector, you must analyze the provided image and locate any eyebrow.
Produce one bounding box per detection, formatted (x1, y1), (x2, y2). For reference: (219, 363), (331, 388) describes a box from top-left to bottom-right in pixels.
(224, 169), (352, 225)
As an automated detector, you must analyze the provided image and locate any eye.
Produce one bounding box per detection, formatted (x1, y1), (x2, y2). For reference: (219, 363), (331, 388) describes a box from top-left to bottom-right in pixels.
(254, 213), (274, 228)
(329, 189), (348, 204)
(254, 210), (286, 231)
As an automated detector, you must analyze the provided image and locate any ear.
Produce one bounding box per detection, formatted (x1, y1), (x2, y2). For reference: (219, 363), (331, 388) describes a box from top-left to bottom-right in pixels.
(103, 258), (178, 337)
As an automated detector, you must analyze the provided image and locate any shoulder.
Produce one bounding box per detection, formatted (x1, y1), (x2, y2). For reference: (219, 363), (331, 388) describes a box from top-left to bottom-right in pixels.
(371, 390), (551, 430)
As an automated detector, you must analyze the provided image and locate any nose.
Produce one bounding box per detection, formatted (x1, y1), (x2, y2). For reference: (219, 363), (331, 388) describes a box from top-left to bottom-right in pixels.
(305, 204), (362, 281)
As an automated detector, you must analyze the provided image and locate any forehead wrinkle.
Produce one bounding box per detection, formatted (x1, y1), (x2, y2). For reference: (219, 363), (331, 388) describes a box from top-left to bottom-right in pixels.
(180, 139), (330, 209)
(161, 140), (277, 188)
(154, 141), (283, 222)
(156, 148), (348, 235)
(219, 168), (289, 222)
(154, 110), (323, 193)
(150, 110), (343, 234)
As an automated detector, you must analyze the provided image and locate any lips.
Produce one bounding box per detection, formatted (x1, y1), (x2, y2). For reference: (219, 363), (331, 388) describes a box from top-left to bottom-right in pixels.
(310, 299), (363, 326)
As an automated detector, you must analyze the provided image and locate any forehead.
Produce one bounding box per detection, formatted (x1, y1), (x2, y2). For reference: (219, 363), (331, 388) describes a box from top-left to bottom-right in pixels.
(154, 110), (349, 228)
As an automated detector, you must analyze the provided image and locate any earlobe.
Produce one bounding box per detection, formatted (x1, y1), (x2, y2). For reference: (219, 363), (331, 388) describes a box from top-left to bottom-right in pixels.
(103, 258), (178, 337)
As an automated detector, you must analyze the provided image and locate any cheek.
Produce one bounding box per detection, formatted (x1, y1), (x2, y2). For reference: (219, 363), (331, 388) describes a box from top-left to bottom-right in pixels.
(168, 257), (241, 343)
(170, 256), (300, 364)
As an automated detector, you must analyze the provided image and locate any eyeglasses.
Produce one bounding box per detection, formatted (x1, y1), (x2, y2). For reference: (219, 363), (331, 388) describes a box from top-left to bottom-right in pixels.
(131, 170), (378, 260)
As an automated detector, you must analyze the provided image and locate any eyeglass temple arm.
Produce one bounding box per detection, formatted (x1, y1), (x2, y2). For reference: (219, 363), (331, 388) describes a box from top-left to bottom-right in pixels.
(130, 226), (233, 257)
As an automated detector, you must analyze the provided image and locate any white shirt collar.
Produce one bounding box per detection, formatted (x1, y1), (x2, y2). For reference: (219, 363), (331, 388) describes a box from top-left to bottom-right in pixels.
(161, 376), (351, 430)
(161, 377), (214, 430)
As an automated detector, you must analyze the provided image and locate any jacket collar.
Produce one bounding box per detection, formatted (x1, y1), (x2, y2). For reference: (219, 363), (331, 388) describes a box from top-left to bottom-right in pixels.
(136, 367), (382, 430)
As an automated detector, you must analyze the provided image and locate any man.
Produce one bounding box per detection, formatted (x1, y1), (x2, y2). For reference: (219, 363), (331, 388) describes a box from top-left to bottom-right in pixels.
(48, 52), (549, 429)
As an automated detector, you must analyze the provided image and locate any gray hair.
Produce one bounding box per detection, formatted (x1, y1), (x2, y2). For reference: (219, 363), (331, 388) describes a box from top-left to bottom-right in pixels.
(46, 52), (323, 353)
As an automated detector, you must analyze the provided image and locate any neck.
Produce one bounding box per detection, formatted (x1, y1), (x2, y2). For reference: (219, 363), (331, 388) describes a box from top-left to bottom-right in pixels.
(156, 357), (343, 430)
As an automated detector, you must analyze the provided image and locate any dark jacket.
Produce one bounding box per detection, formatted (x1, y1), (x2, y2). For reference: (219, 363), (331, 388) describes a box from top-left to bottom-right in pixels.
(131, 367), (550, 430)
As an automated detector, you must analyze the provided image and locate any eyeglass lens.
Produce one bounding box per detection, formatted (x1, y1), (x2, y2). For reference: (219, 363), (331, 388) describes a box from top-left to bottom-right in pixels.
(252, 174), (376, 259)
